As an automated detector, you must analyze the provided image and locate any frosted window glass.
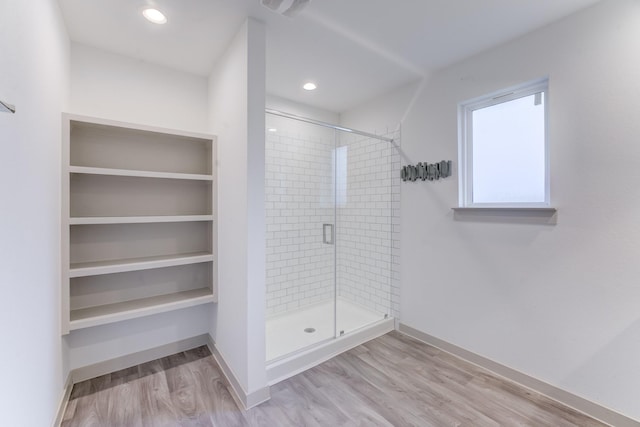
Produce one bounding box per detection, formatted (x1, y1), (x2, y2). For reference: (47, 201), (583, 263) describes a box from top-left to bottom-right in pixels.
(472, 93), (545, 203)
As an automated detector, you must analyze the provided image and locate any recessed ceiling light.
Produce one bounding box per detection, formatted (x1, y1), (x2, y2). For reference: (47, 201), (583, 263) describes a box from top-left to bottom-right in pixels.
(303, 82), (317, 91)
(268, 128), (277, 132)
(143, 8), (167, 24)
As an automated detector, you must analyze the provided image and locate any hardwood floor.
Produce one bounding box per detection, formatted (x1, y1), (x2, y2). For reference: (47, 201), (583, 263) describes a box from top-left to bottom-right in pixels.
(62, 331), (608, 426)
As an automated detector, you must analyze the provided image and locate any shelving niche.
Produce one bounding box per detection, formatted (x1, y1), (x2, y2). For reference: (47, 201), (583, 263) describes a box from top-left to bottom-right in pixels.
(61, 114), (217, 334)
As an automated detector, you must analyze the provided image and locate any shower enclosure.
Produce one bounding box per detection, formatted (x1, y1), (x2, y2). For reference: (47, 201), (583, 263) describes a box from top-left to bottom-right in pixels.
(265, 109), (399, 364)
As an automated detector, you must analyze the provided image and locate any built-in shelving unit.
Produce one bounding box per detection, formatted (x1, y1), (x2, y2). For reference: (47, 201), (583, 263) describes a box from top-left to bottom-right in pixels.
(61, 114), (217, 334)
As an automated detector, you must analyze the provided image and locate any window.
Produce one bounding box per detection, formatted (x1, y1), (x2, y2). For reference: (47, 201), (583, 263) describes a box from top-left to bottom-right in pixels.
(458, 79), (549, 207)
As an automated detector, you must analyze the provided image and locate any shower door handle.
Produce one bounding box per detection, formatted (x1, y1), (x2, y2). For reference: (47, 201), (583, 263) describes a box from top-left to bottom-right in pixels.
(323, 224), (334, 245)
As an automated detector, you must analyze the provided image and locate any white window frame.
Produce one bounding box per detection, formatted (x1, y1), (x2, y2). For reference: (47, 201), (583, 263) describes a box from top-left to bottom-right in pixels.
(458, 78), (550, 208)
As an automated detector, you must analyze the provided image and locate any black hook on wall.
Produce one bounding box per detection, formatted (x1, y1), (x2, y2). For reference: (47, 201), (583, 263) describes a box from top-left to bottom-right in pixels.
(401, 161), (452, 182)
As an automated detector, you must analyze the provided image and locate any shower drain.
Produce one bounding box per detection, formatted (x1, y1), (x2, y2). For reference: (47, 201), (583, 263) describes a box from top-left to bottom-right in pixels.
(304, 327), (316, 333)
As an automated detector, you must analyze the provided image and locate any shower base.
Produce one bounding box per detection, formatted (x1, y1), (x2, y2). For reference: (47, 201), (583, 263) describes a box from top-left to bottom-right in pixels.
(266, 298), (394, 384)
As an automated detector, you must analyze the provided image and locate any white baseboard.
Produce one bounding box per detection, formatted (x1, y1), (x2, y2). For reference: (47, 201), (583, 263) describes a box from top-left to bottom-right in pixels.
(70, 334), (210, 383)
(398, 323), (640, 427)
(206, 335), (271, 410)
(52, 374), (73, 427)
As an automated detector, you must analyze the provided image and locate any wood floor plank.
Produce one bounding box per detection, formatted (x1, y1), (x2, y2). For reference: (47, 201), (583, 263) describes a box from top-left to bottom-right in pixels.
(137, 360), (179, 427)
(307, 369), (395, 427)
(107, 380), (144, 427)
(62, 380), (104, 427)
(318, 356), (435, 426)
(244, 399), (294, 426)
(267, 384), (325, 427)
(62, 333), (609, 427)
(338, 350), (465, 426)
(380, 333), (577, 426)
(183, 346), (211, 362)
(365, 347), (526, 426)
(467, 371), (605, 427)
(198, 376), (249, 427)
(165, 359), (215, 427)
(282, 373), (352, 426)
(352, 345), (484, 426)
(110, 366), (139, 383)
(162, 352), (193, 393)
(170, 385), (214, 426)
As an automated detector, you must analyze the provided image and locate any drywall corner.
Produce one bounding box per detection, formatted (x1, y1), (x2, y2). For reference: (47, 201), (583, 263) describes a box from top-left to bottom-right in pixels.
(207, 17), (268, 397)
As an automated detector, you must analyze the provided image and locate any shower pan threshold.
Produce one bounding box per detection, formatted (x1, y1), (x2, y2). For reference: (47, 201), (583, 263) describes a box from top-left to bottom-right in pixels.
(266, 302), (394, 385)
(267, 298), (386, 361)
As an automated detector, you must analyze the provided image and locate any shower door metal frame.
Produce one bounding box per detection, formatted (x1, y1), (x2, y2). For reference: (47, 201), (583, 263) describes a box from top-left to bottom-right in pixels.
(266, 109), (395, 144)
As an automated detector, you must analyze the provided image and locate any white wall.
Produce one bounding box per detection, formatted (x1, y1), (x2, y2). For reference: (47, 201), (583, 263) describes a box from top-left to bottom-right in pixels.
(70, 43), (209, 133)
(340, 80), (421, 134)
(342, 0), (640, 420)
(209, 18), (267, 395)
(0, 0), (69, 424)
(267, 94), (339, 124)
(66, 43), (212, 370)
(67, 306), (211, 368)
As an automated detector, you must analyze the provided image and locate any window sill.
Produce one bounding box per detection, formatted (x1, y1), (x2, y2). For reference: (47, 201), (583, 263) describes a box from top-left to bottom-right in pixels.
(452, 207), (556, 213)
(452, 206), (557, 224)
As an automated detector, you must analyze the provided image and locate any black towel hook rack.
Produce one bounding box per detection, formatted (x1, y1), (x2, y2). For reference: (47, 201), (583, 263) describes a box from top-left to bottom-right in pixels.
(401, 161), (452, 182)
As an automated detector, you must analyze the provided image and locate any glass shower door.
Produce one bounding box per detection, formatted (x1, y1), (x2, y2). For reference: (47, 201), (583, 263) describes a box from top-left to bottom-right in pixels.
(334, 129), (393, 338)
(264, 113), (337, 361)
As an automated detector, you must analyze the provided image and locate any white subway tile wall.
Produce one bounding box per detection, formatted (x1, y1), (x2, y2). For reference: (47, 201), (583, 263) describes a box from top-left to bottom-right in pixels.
(265, 115), (400, 320)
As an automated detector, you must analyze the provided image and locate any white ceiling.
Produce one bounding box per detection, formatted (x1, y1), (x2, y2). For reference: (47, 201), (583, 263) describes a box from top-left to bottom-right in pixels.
(58, 0), (601, 113)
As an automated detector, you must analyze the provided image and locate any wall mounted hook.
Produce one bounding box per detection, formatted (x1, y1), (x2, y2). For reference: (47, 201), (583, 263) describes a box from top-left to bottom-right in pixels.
(401, 161), (452, 182)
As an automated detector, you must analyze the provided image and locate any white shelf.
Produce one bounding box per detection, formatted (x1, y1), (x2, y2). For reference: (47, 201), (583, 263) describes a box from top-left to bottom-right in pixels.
(69, 288), (215, 330)
(69, 215), (214, 225)
(69, 252), (214, 278)
(69, 165), (213, 181)
(65, 112), (215, 141)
